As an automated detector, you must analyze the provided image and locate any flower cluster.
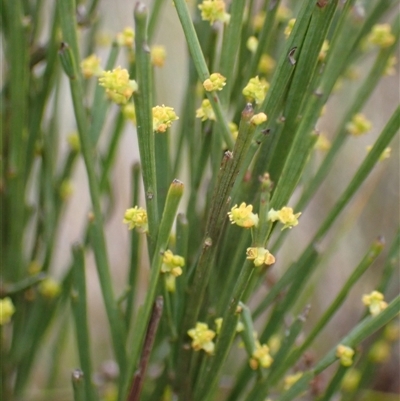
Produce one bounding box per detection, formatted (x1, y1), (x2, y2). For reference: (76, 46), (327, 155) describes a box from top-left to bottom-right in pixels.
(123, 206), (148, 233)
(258, 54), (276, 75)
(116, 27), (135, 48)
(250, 113), (267, 126)
(362, 291), (388, 316)
(214, 317), (244, 334)
(152, 105), (179, 133)
(0, 297), (15, 325)
(242, 76), (269, 105)
(249, 341), (273, 370)
(267, 206), (301, 230)
(198, 0), (230, 25)
(228, 203), (259, 228)
(196, 99), (216, 121)
(187, 322), (216, 354)
(346, 113), (372, 136)
(151, 45), (167, 67)
(367, 24), (395, 48)
(246, 36), (258, 53)
(39, 278), (62, 299)
(161, 250), (185, 292)
(336, 344), (355, 366)
(98, 67), (138, 105)
(81, 54), (103, 78)
(203, 73), (226, 92)
(315, 133), (331, 151)
(246, 247), (275, 267)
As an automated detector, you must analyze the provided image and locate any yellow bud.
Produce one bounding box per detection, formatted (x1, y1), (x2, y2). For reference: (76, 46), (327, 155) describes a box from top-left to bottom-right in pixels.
(0, 297), (16, 325)
(151, 45), (167, 67)
(198, 0), (230, 25)
(39, 278), (62, 299)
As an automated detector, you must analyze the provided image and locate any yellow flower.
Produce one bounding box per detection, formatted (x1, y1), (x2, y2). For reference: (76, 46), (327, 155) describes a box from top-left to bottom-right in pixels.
(67, 132), (80, 152)
(152, 105), (179, 133)
(246, 247), (275, 267)
(246, 36), (258, 53)
(242, 76), (269, 105)
(0, 297), (16, 325)
(258, 54), (276, 75)
(39, 278), (62, 299)
(249, 341), (273, 369)
(116, 27), (135, 48)
(253, 12), (265, 32)
(59, 180), (74, 200)
(315, 133), (331, 151)
(123, 206), (148, 233)
(28, 260), (42, 275)
(228, 203), (259, 228)
(284, 372), (303, 390)
(203, 73), (226, 92)
(123, 103), (136, 124)
(367, 24), (395, 48)
(214, 317), (243, 334)
(196, 99), (216, 121)
(276, 5), (292, 23)
(336, 344), (355, 367)
(341, 369), (361, 392)
(188, 322), (216, 354)
(318, 40), (329, 62)
(362, 290), (388, 316)
(384, 322), (400, 342)
(384, 56), (397, 76)
(267, 206), (301, 230)
(368, 340), (390, 363)
(151, 45), (167, 67)
(198, 0), (230, 25)
(229, 122), (238, 140)
(250, 113), (267, 126)
(346, 113), (372, 136)
(98, 67), (138, 105)
(81, 54), (103, 78)
(284, 18), (296, 39)
(161, 250), (185, 277)
(366, 145), (391, 161)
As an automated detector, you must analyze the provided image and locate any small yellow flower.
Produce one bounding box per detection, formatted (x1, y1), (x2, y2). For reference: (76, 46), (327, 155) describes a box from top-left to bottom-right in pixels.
(336, 344), (355, 367)
(249, 341), (273, 369)
(188, 322), (216, 354)
(362, 290), (388, 316)
(250, 113), (267, 126)
(341, 369), (361, 392)
(267, 206), (301, 230)
(123, 103), (136, 124)
(268, 334), (281, 354)
(368, 340), (390, 363)
(318, 40), (329, 62)
(242, 76), (269, 105)
(284, 18), (296, 39)
(0, 297), (16, 325)
(228, 203), (259, 228)
(152, 105), (179, 133)
(214, 317), (243, 334)
(346, 113), (372, 136)
(384, 56), (397, 76)
(116, 27), (135, 48)
(196, 99), (216, 121)
(161, 250), (185, 277)
(98, 67), (138, 105)
(276, 5), (292, 23)
(246, 36), (258, 53)
(123, 206), (148, 233)
(229, 122), (238, 140)
(315, 133), (331, 151)
(151, 45), (167, 67)
(384, 322), (399, 342)
(198, 0), (230, 25)
(203, 73), (226, 92)
(81, 54), (103, 78)
(253, 12), (265, 32)
(284, 372), (303, 390)
(367, 24), (395, 48)
(344, 66), (360, 80)
(39, 278), (62, 299)
(67, 132), (80, 152)
(258, 54), (276, 75)
(246, 247), (275, 267)
(59, 180), (74, 200)
(366, 146), (391, 161)
(28, 260), (42, 275)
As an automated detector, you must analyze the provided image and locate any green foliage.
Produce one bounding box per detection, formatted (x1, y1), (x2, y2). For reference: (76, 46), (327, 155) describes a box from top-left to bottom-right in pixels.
(1, 0), (399, 401)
